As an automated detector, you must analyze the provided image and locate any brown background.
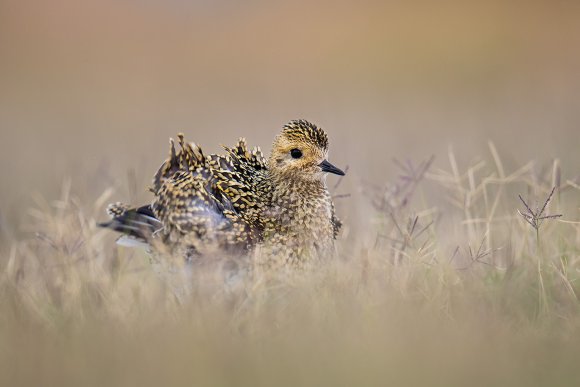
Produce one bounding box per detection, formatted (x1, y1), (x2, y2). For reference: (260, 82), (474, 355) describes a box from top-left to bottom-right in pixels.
(1, 0), (579, 225)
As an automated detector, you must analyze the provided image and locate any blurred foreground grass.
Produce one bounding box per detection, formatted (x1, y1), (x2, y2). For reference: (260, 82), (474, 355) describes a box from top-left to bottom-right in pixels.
(2, 1), (580, 385)
(1, 146), (579, 387)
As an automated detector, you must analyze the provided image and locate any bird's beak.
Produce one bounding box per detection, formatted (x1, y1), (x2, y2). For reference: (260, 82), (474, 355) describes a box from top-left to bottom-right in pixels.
(319, 159), (345, 176)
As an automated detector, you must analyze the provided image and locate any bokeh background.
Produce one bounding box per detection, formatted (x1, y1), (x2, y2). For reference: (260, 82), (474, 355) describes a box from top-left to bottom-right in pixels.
(2, 2), (580, 386)
(1, 0), (579, 228)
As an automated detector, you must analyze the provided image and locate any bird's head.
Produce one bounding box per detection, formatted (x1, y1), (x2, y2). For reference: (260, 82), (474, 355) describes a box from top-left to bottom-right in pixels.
(268, 119), (345, 182)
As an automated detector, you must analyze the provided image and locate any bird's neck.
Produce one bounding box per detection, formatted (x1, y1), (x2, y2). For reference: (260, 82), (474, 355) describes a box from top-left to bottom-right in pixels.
(266, 172), (333, 237)
(268, 172), (328, 202)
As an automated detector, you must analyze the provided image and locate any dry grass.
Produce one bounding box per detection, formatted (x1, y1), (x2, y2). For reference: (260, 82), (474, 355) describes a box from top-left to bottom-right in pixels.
(2, 2), (580, 385)
(1, 146), (580, 387)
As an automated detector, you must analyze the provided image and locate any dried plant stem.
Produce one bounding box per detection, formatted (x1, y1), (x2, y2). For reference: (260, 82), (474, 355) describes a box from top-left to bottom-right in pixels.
(537, 250), (548, 317)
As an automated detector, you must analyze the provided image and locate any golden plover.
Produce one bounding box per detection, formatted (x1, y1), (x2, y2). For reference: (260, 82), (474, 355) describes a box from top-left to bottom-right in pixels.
(99, 119), (345, 267)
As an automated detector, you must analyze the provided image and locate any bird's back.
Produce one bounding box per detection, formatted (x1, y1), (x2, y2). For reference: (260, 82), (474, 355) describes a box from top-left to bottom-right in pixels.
(153, 134), (271, 254)
(101, 134), (269, 257)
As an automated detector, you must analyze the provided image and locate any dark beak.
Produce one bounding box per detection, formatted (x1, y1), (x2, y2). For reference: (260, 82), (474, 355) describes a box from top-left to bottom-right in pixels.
(319, 159), (345, 176)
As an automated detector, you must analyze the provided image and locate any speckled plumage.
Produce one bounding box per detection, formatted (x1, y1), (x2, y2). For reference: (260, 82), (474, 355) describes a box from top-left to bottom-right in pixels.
(100, 119), (345, 267)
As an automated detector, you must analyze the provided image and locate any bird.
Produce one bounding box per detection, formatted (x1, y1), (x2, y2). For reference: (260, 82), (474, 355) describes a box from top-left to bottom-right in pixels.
(99, 119), (345, 268)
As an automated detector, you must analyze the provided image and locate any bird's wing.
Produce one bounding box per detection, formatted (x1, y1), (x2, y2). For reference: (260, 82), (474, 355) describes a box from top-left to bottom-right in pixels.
(226, 137), (268, 173)
(209, 138), (269, 230)
(151, 134), (255, 249)
(152, 133), (212, 195)
(98, 203), (162, 242)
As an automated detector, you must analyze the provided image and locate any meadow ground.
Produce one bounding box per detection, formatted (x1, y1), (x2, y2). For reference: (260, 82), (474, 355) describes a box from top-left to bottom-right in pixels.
(1, 1), (580, 386)
(1, 146), (579, 387)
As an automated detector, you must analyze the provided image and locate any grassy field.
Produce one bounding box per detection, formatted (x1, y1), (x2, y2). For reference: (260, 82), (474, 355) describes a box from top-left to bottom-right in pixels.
(1, 1), (580, 386)
(1, 147), (579, 386)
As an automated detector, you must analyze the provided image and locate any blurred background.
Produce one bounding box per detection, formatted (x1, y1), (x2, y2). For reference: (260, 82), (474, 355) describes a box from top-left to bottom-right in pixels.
(1, 0), (579, 226)
(3, 3), (580, 386)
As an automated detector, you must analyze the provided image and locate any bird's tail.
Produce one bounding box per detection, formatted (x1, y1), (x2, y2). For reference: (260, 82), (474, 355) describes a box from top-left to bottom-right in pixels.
(98, 203), (163, 244)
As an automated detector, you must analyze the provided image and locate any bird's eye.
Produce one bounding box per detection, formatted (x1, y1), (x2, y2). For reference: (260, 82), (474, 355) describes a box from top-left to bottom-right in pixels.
(290, 149), (302, 159)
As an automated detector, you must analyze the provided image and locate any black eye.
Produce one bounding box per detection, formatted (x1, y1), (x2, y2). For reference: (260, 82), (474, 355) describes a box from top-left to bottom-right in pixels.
(290, 148), (302, 159)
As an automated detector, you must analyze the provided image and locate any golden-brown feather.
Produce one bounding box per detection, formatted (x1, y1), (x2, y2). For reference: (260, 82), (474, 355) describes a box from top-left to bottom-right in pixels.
(101, 119), (345, 267)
